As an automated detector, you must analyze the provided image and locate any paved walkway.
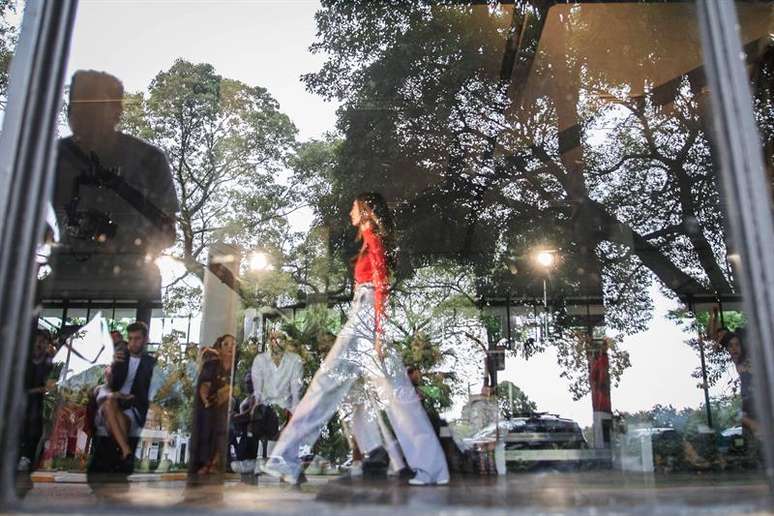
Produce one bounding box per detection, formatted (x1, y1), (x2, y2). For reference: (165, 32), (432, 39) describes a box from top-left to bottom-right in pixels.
(9, 471), (774, 515)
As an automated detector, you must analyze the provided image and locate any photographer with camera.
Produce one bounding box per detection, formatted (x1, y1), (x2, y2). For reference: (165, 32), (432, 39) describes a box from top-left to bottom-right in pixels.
(42, 70), (178, 308)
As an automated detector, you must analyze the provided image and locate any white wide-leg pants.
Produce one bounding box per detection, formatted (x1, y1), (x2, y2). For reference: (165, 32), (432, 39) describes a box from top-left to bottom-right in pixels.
(342, 381), (408, 472)
(272, 285), (449, 483)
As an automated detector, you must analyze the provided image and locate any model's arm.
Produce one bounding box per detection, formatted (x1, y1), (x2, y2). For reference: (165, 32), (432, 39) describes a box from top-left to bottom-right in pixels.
(199, 382), (213, 408)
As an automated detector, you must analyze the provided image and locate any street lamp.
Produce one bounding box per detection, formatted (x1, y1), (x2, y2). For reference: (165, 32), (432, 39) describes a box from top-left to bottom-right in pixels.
(535, 250), (556, 269)
(533, 248), (558, 341)
(249, 251), (272, 272)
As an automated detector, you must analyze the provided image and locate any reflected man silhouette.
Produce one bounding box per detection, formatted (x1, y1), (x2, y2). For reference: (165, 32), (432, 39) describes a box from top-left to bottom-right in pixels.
(42, 70), (178, 306)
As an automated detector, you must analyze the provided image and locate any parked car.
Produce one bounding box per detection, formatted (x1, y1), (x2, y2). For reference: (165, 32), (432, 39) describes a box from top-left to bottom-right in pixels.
(464, 413), (588, 451)
(462, 413), (594, 472)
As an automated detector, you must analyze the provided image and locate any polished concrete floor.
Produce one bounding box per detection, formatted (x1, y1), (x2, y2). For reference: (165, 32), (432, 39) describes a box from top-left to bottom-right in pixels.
(9, 471), (774, 515)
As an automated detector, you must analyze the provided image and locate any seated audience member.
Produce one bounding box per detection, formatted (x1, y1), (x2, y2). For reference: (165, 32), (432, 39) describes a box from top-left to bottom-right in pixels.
(87, 321), (155, 484)
(230, 372), (259, 480)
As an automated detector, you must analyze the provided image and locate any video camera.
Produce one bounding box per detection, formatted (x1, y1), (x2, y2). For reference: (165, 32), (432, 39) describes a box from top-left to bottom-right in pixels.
(64, 152), (120, 243)
(62, 142), (175, 245)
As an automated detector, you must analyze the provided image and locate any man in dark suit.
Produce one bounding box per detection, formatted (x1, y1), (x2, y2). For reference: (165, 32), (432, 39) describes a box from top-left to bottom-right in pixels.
(88, 321), (156, 485)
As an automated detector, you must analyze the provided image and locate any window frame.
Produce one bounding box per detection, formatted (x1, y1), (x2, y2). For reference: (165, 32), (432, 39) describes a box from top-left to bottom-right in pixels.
(697, 0), (774, 491)
(0, 0), (773, 508)
(0, 0), (78, 507)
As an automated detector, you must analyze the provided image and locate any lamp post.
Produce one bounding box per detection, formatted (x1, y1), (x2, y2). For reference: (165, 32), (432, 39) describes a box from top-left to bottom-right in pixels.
(248, 251), (273, 272)
(533, 249), (557, 341)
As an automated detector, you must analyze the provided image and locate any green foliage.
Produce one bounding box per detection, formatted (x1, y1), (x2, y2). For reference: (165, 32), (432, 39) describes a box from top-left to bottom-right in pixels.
(620, 395), (742, 437)
(289, 134), (342, 223)
(162, 284), (202, 317)
(693, 310), (747, 333)
(390, 264), (489, 394)
(314, 414), (350, 464)
(479, 312), (503, 346)
(57, 383), (94, 406)
(397, 332), (443, 372)
(615, 396), (747, 472)
(495, 380), (537, 418)
(242, 262), (299, 310)
(152, 331), (196, 433)
(281, 304), (342, 386)
(233, 338), (259, 401)
(0, 0), (17, 103)
(51, 453), (89, 472)
(553, 331), (631, 402)
(299, 1), (750, 400)
(394, 332), (454, 413)
(668, 307), (746, 390)
(283, 223), (351, 302)
(120, 59), (299, 303)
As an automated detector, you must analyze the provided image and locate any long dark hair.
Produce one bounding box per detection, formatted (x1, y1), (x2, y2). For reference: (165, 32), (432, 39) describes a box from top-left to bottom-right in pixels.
(354, 192), (397, 271)
(212, 334), (236, 350)
(720, 331), (747, 363)
(200, 334), (236, 369)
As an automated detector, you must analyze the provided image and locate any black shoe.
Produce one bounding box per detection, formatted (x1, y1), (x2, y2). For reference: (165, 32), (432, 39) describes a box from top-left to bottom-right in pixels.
(397, 467), (414, 480)
(362, 447), (389, 478)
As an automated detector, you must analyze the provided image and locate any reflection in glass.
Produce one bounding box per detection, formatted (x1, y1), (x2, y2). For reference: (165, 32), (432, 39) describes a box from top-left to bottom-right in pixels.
(189, 334), (236, 479)
(41, 69), (178, 303)
(6, 0), (774, 511)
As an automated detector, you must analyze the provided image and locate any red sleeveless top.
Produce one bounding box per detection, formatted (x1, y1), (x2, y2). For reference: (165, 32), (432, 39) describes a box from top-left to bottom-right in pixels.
(354, 227), (389, 333)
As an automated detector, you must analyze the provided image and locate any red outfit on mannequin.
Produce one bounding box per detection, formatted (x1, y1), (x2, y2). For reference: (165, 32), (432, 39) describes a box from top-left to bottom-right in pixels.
(353, 226), (389, 333)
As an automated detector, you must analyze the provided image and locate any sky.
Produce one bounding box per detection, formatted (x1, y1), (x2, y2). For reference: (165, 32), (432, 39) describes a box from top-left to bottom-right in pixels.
(67, 0), (337, 141)
(59, 0), (736, 428)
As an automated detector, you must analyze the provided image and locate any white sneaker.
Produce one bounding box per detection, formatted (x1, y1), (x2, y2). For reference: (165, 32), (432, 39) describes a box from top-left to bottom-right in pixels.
(242, 459), (256, 474)
(408, 469), (449, 486)
(261, 456), (302, 485)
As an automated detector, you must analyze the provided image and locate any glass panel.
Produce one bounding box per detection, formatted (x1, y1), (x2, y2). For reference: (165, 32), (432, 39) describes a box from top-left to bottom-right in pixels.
(3, 0), (773, 512)
(0, 0), (20, 124)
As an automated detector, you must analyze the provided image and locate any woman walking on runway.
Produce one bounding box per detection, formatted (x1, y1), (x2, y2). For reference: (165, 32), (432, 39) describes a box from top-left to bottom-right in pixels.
(262, 192), (449, 486)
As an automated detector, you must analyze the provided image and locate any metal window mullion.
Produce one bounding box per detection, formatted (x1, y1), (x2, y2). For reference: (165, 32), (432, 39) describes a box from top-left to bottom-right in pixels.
(698, 0), (774, 488)
(0, 0), (78, 507)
